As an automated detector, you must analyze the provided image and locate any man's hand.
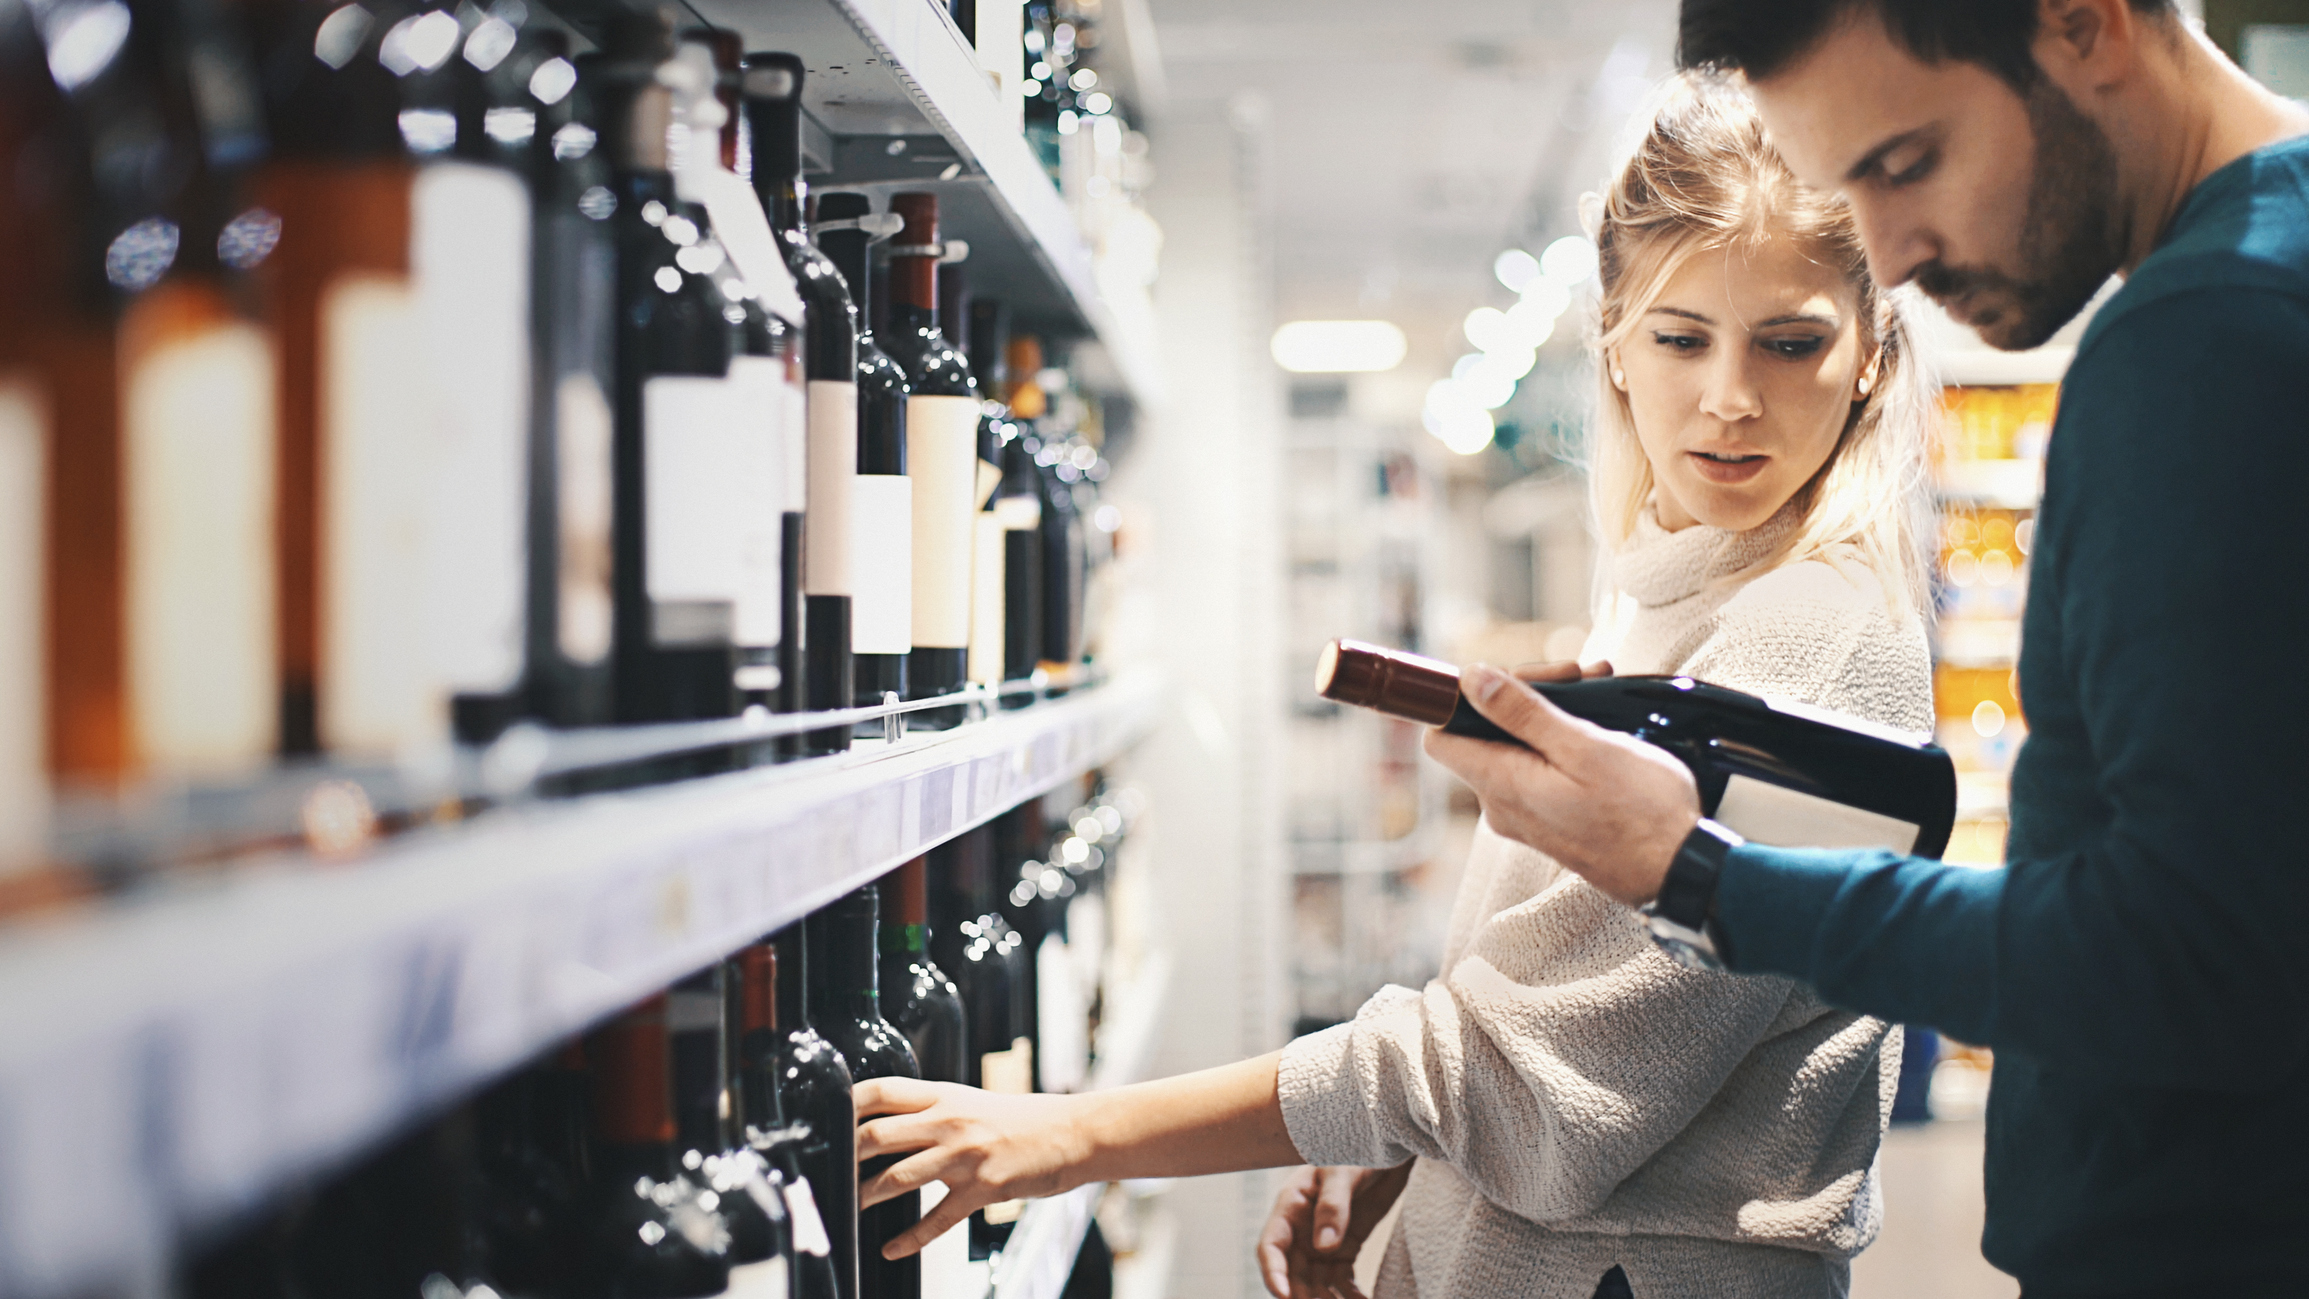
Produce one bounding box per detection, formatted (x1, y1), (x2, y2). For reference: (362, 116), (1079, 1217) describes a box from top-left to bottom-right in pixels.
(854, 1079), (1093, 1259)
(1255, 1163), (1413, 1299)
(1423, 661), (1701, 906)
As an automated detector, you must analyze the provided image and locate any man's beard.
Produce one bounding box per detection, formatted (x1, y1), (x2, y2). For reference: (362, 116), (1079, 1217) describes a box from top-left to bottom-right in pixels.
(1913, 78), (2124, 351)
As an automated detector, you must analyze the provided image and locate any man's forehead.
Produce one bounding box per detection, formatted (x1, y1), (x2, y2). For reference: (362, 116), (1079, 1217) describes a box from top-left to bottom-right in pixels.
(1743, 8), (1962, 190)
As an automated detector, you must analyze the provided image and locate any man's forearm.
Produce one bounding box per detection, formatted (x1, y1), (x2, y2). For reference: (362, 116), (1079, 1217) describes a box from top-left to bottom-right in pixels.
(1075, 1051), (1304, 1183)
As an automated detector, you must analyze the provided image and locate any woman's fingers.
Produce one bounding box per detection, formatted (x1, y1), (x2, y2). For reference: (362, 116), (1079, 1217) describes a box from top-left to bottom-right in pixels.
(858, 1145), (964, 1212)
(853, 1075), (945, 1119)
(1510, 659), (1584, 683)
(1256, 1171), (1318, 1298)
(856, 1109), (955, 1162)
(1310, 1167), (1358, 1253)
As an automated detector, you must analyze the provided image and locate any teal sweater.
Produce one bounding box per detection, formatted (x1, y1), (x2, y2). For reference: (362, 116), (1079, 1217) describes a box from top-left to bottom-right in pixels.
(1715, 137), (2309, 1296)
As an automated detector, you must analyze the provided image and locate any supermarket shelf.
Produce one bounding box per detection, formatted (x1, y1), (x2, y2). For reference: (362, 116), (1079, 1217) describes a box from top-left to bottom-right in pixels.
(0, 672), (1166, 1299)
(669, 0), (1162, 406)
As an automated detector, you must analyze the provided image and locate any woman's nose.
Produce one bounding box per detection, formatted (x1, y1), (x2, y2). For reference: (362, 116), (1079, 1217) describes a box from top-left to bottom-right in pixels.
(1697, 352), (1763, 423)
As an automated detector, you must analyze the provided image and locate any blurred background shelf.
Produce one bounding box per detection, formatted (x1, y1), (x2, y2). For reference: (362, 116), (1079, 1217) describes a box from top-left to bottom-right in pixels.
(0, 673), (1163, 1298)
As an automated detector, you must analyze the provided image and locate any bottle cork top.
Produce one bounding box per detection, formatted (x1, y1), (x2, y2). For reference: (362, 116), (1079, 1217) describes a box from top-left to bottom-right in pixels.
(1314, 638), (1464, 727)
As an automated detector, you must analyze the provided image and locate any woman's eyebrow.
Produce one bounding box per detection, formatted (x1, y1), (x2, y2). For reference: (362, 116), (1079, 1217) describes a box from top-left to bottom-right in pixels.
(1646, 306), (1712, 324)
(1755, 312), (1840, 328)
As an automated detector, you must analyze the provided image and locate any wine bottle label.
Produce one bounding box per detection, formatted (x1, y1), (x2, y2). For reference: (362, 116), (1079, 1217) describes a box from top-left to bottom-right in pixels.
(126, 302), (278, 771)
(783, 1179), (833, 1257)
(723, 1257), (791, 1298)
(643, 374), (745, 646)
(1713, 773), (1921, 854)
(907, 394), (979, 650)
(804, 379), (857, 596)
(1036, 932), (1089, 1094)
(322, 274), (443, 753)
(555, 374), (614, 664)
(727, 355), (789, 649)
(996, 495), (1041, 531)
(413, 161), (529, 694)
(0, 375), (44, 861)
(782, 370), (808, 514)
(850, 474), (913, 654)
(975, 458), (1002, 508)
(968, 512), (1003, 686)
(979, 1036), (1033, 1096)
(983, 1198), (1024, 1226)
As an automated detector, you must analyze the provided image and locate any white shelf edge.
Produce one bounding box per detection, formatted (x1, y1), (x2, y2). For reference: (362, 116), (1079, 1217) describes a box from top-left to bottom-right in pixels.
(0, 672), (1166, 1299)
(826, 0), (1163, 406)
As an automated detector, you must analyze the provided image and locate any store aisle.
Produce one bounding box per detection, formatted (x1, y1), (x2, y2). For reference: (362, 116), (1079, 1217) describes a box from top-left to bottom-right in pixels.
(1856, 1121), (2018, 1299)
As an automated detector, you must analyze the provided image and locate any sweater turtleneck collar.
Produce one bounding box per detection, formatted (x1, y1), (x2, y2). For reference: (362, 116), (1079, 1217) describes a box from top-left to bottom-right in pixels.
(1611, 497), (1802, 607)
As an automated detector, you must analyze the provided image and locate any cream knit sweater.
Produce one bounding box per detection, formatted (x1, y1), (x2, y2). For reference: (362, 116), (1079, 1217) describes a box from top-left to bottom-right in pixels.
(1277, 503), (1936, 1298)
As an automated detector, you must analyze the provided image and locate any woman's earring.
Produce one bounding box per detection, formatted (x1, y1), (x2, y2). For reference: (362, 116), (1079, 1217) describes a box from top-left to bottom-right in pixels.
(1856, 374), (1874, 396)
(1611, 368), (1626, 388)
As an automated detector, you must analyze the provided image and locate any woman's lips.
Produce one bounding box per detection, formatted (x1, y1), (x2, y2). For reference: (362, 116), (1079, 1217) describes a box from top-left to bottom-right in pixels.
(1687, 449), (1769, 484)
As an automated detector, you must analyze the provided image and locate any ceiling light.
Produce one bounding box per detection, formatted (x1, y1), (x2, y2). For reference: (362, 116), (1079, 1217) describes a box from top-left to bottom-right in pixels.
(1493, 248), (1540, 293)
(1540, 234), (1599, 284)
(1270, 320), (1407, 373)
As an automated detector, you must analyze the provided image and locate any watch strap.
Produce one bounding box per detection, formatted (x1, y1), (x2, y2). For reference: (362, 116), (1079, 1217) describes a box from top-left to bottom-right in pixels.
(1641, 818), (1743, 971)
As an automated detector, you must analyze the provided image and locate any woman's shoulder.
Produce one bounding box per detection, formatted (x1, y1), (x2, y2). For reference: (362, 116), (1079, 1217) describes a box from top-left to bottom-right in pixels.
(1685, 553), (1935, 733)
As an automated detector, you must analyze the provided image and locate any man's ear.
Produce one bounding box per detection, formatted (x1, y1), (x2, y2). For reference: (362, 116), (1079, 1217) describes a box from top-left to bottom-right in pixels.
(2035, 0), (2151, 93)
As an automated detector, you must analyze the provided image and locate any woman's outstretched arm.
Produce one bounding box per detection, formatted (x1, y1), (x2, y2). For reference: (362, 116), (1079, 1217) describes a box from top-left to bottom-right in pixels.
(853, 1052), (1303, 1259)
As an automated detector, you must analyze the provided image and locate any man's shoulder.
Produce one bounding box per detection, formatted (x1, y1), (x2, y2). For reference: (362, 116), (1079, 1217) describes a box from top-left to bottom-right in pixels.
(2082, 139), (2309, 352)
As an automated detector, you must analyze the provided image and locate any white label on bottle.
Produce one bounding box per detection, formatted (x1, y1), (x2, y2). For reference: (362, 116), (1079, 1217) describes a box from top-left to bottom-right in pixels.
(727, 355), (788, 649)
(804, 379), (856, 596)
(850, 474), (912, 654)
(643, 374), (743, 645)
(413, 161), (529, 694)
(980, 1035), (1034, 1096)
(1714, 773), (1921, 854)
(556, 373), (614, 664)
(782, 370), (808, 514)
(0, 375), (45, 864)
(723, 1257), (791, 1298)
(975, 458), (1002, 509)
(323, 274), (444, 754)
(908, 394), (979, 649)
(968, 512), (1004, 686)
(1037, 932), (1089, 1094)
(918, 1182), (973, 1296)
(783, 1179), (832, 1257)
(995, 494), (1041, 531)
(128, 311), (279, 772)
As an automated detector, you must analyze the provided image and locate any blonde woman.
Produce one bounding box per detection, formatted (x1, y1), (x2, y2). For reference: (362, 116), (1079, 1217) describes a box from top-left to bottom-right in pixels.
(848, 76), (1938, 1299)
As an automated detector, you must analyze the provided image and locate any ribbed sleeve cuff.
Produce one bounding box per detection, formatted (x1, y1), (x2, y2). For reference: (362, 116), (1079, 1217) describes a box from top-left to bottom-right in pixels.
(1276, 1021), (1376, 1166)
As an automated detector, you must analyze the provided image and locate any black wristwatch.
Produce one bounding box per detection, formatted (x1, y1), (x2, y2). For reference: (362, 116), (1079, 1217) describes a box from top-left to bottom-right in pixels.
(1640, 818), (1743, 971)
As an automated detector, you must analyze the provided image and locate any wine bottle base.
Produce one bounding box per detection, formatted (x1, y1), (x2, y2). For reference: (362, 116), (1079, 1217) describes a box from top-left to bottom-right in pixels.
(854, 652), (907, 711)
(804, 596), (854, 754)
(905, 648), (970, 730)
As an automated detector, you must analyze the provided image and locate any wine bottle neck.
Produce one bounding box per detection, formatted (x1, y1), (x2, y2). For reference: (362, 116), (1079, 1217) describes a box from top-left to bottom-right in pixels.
(890, 254), (936, 313)
(879, 922), (930, 960)
(773, 926), (810, 1030)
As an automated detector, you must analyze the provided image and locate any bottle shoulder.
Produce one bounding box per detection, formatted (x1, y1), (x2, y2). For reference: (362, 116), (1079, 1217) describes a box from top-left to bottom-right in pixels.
(857, 339), (912, 396)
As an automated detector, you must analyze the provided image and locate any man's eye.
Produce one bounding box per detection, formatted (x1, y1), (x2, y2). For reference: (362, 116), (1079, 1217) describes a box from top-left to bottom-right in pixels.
(1652, 332), (1705, 351)
(1764, 336), (1827, 359)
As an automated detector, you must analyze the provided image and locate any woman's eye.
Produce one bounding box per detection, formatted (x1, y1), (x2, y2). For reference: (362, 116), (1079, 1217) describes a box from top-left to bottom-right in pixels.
(1884, 149), (1937, 187)
(1762, 336), (1827, 359)
(1651, 331), (1705, 352)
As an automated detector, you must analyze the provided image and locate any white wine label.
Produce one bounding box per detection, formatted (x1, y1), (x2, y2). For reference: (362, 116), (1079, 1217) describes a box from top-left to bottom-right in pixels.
(1714, 773), (1921, 854)
(850, 473), (913, 654)
(555, 373), (614, 664)
(0, 375), (45, 864)
(917, 1182), (973, 1299)
(982, 1198), (1023, 1226)
(975, 458), (1002, 508)
(781, 370), (808, 514)
(783, 1179), (833, 1257)
(413, 161), (529, 695)
(980, 1036), (1034, 1095)
(643, 374), (745, 645)
(1036, 932), (1089, 1094)
(968, 513), (1004, 686)
(726, 356), (788, 649)
(805, 379), (857, 596)
(908, 394), (979, 649)
(722, 1257), (791, 1298)
(128, 309), (279, 771)
(995, 494), (1041, 531)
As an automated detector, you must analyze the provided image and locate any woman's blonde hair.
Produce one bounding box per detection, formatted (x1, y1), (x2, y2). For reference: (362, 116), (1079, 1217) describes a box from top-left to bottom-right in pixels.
(1587, 72), (1936, 618)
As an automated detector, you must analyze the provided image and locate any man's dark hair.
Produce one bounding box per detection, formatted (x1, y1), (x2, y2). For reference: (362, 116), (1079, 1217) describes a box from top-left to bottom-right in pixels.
(1677, 0), (2175, 91)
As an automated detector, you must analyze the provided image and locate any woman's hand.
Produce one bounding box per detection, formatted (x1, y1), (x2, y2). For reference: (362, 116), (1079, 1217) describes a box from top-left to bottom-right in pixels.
(1254, 1163), (1414, 1299)
(854, 1078), (1094, 1259)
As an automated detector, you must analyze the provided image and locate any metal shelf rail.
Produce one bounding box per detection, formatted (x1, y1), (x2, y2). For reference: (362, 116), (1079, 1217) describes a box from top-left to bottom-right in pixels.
(0, 671), (1166, 1298)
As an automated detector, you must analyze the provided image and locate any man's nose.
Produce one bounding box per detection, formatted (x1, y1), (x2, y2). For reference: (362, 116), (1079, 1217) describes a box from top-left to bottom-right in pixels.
(1852, 197), (1938, 290)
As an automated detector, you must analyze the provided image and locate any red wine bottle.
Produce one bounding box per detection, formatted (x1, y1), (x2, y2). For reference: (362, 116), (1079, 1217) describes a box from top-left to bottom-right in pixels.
(580, 995), (733, 1297)
(734, 944), (843, 1299)
(769, 923), (861, 1299)
(595, 13), (741, 723)
(879, 856), (968, 1085)
(809, 887), (923, 1299)
(926, 827), (1032, 1256)
(1315, 639), (1958, 857)
(877, 193), (978, 717)
(814, 191), (915, 711)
